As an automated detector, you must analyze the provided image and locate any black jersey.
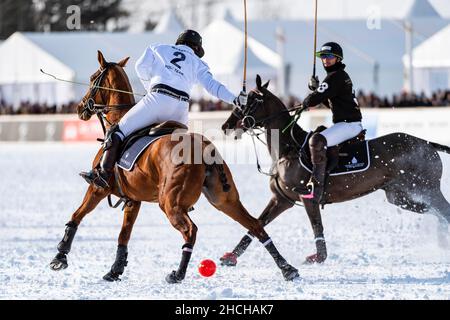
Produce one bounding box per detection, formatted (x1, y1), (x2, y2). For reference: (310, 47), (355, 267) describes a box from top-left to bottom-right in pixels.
(303, 63), (362, 124)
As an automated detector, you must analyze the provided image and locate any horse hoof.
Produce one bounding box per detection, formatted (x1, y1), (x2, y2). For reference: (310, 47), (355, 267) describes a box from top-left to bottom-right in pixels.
(220, 252), (237, 266)
(165, 271), (183, 284)
(282, 265), (300, 281)
(103, 271), (121, 282)
(303, 253), (326, 265)
(49, 253), (68, 271)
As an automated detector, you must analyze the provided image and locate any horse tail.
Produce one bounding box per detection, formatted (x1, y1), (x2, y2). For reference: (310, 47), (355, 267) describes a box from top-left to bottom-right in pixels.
(202, 140), (230, 193)
(215, 162), (231, 192)
(210, 147), (231, 192)
(430, 142), (450, 154)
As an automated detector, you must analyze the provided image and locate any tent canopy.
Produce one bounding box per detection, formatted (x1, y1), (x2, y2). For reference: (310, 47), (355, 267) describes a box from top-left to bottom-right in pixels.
(228, 17), (448, 97)
(0, 31), (178, 106)
(405, 0), (441, 19)
(409, 23), (450, 68)
(202, 19), (281, 75)
(200, 19), (281, 96)
(218, 0), (450, 21)
(0, 31), (178, 87)
(154, 9), (185, 35)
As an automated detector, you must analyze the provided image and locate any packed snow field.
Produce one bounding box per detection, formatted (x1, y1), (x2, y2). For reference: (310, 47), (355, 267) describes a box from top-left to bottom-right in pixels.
(1, 141), (450, 300)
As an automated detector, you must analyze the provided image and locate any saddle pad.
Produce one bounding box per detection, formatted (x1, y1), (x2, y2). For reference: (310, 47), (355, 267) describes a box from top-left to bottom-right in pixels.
(117, 135), (166, 171)
(300, 132), (371, 176)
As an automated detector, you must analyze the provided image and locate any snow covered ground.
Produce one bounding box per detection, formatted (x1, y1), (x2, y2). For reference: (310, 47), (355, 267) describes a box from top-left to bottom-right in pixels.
(0, 141), (450, 300)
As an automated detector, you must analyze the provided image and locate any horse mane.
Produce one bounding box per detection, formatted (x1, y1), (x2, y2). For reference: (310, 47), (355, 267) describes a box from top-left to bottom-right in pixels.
(260, 87), (289, 112)
(257, 81), (308, 141)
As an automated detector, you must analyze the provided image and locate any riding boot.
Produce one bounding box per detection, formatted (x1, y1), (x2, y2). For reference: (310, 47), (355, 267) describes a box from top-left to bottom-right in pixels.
(305, 162), (327, 202)
(80, 125), (123, 189)
(301, 133), (327, 203)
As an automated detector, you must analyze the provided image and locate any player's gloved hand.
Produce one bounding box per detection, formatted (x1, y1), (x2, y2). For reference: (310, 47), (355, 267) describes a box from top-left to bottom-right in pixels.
(308, 75), (320, 91)
(233, 91), (248, 107)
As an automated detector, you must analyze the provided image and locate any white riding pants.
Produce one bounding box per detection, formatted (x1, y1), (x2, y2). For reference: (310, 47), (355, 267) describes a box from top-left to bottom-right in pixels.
(117, 92), (189, 138)
(320, 122), (363, 147)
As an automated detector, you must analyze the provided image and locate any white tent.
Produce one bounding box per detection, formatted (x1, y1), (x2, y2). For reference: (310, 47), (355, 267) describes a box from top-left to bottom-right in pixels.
(225, 16), (449, 98)
(408, 23), (450, 95)
(0, 27), (279, 106)
(0, 31), (177, 107)
(198, 19), (281, 99)
(154, 9), (185, 34)
(403, 0), (442, 92)
(211, 0), (450, 21)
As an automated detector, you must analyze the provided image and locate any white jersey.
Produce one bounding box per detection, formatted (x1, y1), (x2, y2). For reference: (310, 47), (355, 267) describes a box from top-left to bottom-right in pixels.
(135, 44), (236, 104)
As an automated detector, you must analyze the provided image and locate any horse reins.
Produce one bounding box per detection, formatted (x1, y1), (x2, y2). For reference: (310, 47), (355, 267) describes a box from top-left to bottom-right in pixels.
(42, 64), (138, 210)
(41, 65), (140, 134)
(229, 92), (308, 206)
(233, 93), (306, 177)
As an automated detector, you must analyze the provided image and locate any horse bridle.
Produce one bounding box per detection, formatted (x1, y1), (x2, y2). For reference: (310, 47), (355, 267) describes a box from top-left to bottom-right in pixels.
(230, 90), (307, 176)
(80, 63), (134, 133)
(233, 89), (305, 131)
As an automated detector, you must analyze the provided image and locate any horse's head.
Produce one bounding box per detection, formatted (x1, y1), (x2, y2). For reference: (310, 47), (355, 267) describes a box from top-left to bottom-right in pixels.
(222, 75), (277, 137)
(77, 50), (133, 124)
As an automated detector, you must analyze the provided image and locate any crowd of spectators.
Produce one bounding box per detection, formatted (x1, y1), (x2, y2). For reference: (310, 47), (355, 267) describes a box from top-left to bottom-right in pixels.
(1, 89), (450, 115)
(356, 89), (450, 108)
(0, 99), (78, 115)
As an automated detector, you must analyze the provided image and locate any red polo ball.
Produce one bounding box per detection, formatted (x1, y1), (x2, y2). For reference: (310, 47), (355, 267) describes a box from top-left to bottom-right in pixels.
(198, 259), (216, 277)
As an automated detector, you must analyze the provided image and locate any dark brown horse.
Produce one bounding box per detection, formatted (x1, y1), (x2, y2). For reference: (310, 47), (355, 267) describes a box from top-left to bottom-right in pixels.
(49, 52), (299, 283)
(219, 75), (450, 267)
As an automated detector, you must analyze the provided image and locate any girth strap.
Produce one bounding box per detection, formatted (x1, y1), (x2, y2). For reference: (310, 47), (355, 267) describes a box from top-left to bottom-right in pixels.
(107, 166), (133, 211)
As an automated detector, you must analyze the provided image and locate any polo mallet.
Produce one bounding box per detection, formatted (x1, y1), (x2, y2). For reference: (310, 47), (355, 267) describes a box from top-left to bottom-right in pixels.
(243, 0), (248, 93)
(312, 0), (318, 79)
(40, 69), (145, 97)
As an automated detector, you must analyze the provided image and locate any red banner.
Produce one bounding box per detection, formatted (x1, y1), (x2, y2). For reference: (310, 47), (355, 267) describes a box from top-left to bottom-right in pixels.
(63, 118), (104, 142)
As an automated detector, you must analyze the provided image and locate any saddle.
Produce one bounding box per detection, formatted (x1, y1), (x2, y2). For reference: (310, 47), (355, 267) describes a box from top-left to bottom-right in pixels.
(120, 120), (188, 156)
(317, 125), (366, 173)
(300, 126), (370, 176)
(113, 120), (188, 172)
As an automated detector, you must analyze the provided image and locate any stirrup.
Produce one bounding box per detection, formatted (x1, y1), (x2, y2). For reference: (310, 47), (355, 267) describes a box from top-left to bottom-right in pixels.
(79, 170), (95, 184)
(300, 181), (315, 200)
(292, 185), (310, 195)
(301, 181), (324, 202)
(79, 169), (110, 189)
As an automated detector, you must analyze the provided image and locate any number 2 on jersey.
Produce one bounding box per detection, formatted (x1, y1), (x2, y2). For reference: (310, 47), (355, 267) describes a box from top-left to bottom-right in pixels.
(170, 52), (186, 69)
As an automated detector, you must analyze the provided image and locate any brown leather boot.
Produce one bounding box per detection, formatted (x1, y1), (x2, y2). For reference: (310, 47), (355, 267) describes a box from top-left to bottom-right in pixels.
(301, 133), (327, 202)
(80, 125), (123, 189)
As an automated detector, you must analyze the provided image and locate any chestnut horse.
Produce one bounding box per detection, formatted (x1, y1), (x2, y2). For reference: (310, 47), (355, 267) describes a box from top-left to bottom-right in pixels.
(219, 75), (450, 267)
(49, 52), (299, 283)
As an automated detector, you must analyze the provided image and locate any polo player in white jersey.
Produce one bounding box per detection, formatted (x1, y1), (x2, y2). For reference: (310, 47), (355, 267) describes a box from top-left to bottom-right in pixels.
(81, 30), (248, 189)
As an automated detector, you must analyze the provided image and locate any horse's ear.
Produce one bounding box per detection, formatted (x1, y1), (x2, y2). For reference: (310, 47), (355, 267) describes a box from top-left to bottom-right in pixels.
(262, 80), (270, 89)
(256, 74), (262, 89)
(117, 56), (130, 67)
(97, 50), (107, 68)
